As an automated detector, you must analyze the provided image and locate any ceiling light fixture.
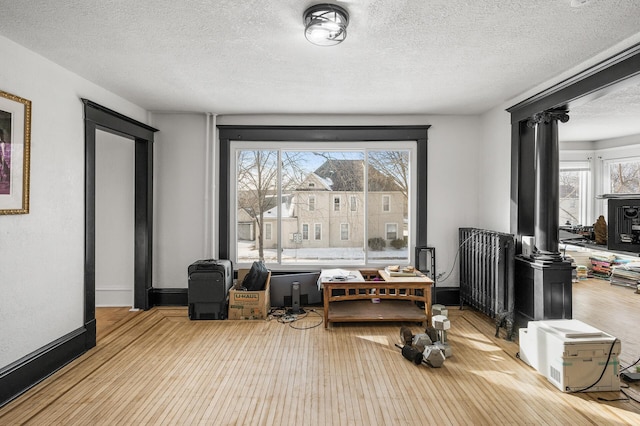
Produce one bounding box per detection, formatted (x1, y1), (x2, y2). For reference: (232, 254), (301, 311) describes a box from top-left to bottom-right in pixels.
(303, 3), (349, 46)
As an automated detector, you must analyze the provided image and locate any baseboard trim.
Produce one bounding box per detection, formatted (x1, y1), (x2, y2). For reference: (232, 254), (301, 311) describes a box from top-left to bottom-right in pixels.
(434, 287), (460, 306)
(0, 324), (92, 407)
(151, 288), (188, 306)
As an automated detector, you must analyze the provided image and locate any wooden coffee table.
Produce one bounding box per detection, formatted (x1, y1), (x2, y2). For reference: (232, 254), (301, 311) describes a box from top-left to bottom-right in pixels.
(321, 269), (433, 328)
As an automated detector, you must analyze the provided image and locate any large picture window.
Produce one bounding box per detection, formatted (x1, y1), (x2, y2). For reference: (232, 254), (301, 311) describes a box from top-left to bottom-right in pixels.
(231, 143), (415, 266)
(218, 126), (429, 269)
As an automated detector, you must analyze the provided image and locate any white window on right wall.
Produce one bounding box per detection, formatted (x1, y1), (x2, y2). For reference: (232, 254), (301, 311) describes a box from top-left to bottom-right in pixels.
(559, 161), (590, 226)
(605, 157), (640, 194)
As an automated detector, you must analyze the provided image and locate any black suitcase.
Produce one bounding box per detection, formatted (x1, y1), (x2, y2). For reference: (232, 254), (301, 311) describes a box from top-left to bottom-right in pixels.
(188, 259), (233, 320)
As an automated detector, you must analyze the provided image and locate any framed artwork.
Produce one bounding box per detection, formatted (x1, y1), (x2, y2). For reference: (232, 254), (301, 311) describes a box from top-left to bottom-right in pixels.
(0, 90), (31, 214)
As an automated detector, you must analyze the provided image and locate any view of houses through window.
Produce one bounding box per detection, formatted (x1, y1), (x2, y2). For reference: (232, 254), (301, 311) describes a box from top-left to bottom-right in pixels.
(233, 145), (412, 266)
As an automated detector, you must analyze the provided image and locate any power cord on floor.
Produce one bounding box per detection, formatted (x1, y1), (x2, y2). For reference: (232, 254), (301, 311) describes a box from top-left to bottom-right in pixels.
(288, 309), (323, 330)
(598, 384), (640, 404)
(267, 307), (324, 330)
(620, 388), (640, 404)
(620, 356), (640, 373)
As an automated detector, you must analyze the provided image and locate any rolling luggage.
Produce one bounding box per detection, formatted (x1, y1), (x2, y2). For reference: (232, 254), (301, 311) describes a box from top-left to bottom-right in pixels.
(188, 259), (233, 320)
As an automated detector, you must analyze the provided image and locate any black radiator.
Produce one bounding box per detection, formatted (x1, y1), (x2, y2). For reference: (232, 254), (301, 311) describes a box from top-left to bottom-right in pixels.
(459, 228), (516, 340)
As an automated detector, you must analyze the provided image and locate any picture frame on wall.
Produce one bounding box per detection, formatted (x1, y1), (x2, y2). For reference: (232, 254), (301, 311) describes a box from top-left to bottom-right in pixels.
(0, 90), (31, 214)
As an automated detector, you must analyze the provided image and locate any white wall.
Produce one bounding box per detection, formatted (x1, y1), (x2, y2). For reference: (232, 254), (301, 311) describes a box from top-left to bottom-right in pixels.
(0, 36), (148, 368)
(150, 114), (487, 288)
(478, 105), (512, 233)
(95, 130), (135, 307)
(424, 115), (484, 285)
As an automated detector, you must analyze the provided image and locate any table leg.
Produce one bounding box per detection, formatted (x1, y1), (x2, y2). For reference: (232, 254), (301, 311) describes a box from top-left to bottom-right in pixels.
(323, 285), (329, 328)
(424, 285), (432, 324)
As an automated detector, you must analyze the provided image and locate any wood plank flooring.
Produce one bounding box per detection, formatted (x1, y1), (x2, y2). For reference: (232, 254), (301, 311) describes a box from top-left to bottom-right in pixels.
(572, 278), (639, 368)
(1, 279), (639, 425)
(95, 307), (142, 341)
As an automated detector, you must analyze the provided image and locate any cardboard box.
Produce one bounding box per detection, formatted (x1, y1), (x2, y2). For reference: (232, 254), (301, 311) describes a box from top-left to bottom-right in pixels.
(228, 269), (271, 320)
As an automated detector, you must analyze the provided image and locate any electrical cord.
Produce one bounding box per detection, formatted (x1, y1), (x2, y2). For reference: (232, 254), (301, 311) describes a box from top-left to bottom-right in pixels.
(269, 307), (324, 329)
(566, 338), (618, 393)
(598, 383), (640, 403)
(288, 309), (324, 330)
(267, 307), (288, 321)
(437, 230), (484, 284)
(620, 388), (640, 404)
(597, 395), (629, 402)
(620, 356), (640, 373)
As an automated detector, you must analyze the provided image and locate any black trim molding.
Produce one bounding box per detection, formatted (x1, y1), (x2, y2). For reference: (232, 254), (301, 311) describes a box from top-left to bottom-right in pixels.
(217, 125), (431, 259)
(0, 325), (91, 407)
(434, 287), (460, 306)
(151, 288), (189, 306)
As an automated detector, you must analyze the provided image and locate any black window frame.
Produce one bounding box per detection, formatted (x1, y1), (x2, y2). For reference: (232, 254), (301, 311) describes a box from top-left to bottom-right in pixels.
(217, 125), (430, 261)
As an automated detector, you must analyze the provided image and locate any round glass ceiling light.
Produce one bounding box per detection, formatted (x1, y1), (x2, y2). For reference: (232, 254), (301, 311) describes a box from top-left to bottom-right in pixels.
(303, 3), (349, 46)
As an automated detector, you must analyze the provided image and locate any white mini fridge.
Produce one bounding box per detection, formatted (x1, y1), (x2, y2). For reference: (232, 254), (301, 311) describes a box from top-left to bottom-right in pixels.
(519, 319), (620, 392)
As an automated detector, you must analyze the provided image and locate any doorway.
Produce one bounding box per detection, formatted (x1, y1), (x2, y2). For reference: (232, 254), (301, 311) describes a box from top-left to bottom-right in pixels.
(95, 129), (135, 307)
(83, 99), (157, 348)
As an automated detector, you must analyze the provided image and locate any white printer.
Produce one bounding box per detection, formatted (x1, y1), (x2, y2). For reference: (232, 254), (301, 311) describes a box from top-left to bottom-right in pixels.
(519, 319), (620, 392)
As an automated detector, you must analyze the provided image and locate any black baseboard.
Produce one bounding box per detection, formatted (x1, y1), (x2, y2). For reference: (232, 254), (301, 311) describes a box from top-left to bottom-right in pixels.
(0, 324), (93, 408)
(150, 287), (460, 308)
(434, 287), (460, 306)
(151, 288), (188, 306)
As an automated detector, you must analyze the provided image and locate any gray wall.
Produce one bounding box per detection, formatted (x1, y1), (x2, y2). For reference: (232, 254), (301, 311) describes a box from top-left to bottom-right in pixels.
(151, 113), (211, 288)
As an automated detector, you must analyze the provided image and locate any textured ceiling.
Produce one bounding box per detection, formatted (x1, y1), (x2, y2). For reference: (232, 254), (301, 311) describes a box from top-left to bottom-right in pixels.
(560, 81), (640, 142)
(1, 0), (640, 138)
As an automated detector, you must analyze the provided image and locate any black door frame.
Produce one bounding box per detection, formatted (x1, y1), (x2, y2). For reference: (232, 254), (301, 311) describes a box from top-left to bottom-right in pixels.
(508, 44), (640, 248)
(83, 99), (157, 345)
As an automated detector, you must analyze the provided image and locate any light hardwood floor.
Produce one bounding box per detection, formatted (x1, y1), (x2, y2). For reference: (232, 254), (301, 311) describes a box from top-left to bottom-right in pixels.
(1, 279), (639, 425)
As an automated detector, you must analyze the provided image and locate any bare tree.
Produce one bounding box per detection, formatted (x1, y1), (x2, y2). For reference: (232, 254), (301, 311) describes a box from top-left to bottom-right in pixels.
(237, 150), (309, 261)
(611, 161), (640, 193)
(237, 150), (278, 261)
(368, 151), (409, 199)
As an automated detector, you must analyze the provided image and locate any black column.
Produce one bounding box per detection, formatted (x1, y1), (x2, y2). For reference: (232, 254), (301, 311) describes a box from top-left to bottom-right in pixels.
(514, 109), (573, 325)
(527, 109), (569, 261)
